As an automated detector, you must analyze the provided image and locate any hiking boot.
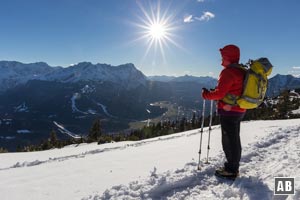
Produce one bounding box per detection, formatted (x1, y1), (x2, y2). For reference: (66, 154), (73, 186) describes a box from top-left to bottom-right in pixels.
(215, 167), (239, 180)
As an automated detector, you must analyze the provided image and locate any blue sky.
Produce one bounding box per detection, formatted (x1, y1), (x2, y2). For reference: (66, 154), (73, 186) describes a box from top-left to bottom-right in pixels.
(0, 0), (299, 77)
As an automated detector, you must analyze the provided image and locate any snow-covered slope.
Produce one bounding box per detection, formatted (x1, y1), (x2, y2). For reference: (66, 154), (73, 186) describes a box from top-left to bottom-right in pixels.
(0, 119), (299, 200)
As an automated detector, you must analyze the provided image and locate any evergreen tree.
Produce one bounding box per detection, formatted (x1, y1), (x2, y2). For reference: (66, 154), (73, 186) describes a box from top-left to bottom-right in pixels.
(0, 147), (8, 153)
(49, 130), (58, 147)
(156, 121), (162, 131)
(191, 112), (196, 128)
(276, 90), (291, 118)
(88, 118), (102, 142)
(41, 140), (51, 150)
(179, 117), (188, 132)
(16, 145), (23, 152)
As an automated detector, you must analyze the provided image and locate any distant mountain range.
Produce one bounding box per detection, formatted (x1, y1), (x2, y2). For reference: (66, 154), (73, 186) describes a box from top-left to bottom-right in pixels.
(150, 73), (300, 96)
(267, 74), (300, 95)
(1, 60), (300, 94)
(1, 60), (300, 150)
(0, 61), (147, 92)
(148, 75), (217, 85)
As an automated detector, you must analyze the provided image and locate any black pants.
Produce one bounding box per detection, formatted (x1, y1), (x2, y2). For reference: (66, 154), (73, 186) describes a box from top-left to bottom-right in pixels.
(220, 114), (244, 173)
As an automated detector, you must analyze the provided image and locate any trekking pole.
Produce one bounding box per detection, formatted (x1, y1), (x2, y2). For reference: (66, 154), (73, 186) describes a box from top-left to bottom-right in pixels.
(197, 99), (206, 170)
(205, 100), (214, 164)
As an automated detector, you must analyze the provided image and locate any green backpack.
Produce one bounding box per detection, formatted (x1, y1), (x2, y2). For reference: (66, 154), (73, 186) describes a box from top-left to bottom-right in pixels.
(222, 58), (273, 109)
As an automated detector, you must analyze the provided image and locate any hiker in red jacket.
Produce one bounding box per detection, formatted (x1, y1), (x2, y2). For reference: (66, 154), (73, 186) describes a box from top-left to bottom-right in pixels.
(202, 44), (246, 179)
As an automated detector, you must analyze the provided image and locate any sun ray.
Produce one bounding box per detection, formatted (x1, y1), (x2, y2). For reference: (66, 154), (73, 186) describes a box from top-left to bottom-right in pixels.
(142, 38), (155, 63)
(158, 39), (166, 63)
(137, 1), (154, 26)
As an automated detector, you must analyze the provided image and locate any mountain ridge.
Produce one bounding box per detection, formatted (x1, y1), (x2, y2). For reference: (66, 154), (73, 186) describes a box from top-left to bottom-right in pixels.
(0, 61), (148, 91)
(2, 60), (300, 93)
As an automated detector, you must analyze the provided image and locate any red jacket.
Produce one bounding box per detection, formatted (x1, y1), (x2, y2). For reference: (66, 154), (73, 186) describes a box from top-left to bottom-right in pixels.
(202, 66), (246, 114)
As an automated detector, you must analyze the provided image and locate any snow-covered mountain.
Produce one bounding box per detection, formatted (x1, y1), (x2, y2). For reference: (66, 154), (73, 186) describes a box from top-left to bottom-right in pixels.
(45, 62), (147, 89)
(0, 61), (59, 92)
(268, 74), (300, 96)
(0, 119), (299, 200)
(0, 61), (147, 91)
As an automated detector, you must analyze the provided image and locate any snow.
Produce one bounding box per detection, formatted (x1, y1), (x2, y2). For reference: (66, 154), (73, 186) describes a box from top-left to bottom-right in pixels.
(290, 90), (300, 98)
(0, 119), (300, 200)
(16, 130), (31, 134)
(71, 90), (112, 116)
(14, 102), (29, 112)
(292, 109), (300, 115)
(0, 119), (13, 125)
(53, 121), (82, 139)
(87, 109), (97, 115)
(0, 136), (15, 140)
(81, 85), (96, 94)
(71, 93), (88, 114)
(97, 102), (115, 118)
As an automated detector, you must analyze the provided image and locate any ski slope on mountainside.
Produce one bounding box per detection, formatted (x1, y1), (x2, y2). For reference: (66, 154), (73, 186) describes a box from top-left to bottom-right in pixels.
(0, 119), (299, 200)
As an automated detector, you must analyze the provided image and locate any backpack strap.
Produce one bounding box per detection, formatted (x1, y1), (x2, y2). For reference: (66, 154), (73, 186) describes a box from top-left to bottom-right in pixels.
(228, 63), (248, 71)
(221, 64), (246, 105)
(222, 93), (239, 105)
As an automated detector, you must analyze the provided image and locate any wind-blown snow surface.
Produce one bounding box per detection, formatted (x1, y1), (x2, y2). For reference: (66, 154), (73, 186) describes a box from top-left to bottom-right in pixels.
(0, 119), (300, 200)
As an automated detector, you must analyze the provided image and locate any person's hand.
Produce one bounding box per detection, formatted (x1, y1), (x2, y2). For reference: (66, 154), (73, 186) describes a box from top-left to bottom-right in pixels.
(202, 88), (209, 92)
(202, 88), (209, 99)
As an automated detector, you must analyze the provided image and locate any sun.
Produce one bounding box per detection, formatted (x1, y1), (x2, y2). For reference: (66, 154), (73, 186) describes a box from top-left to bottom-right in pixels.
(133, 1), (182, 61)
(149, 23), (167, 40)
